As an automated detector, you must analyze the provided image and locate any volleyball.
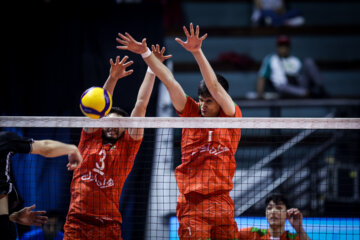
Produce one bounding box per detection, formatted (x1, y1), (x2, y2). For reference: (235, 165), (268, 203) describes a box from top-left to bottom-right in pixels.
(80, 87), (112, 119)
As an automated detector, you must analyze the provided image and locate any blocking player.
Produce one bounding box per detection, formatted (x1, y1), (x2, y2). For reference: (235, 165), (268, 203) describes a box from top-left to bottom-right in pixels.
(116, 23), (242, 240)
(63, 48), (171, 240)
(0, 131), (83, 240)
(238, 194), (311, 240)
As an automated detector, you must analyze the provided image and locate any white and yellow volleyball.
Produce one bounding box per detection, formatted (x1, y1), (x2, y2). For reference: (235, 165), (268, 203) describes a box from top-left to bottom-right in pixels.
(80, 87), (112, 119)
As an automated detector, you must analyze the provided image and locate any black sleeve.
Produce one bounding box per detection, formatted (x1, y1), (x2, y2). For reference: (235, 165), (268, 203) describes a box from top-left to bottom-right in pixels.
(0, 131), (33, 154)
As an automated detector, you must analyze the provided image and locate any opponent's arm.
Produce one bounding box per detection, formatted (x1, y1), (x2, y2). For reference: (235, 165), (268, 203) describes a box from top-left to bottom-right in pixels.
(31, 140), (82, 170)
(129, 44), (172, 140)
(176, 23), (235, 116)
(116, 33), (187, 113)
(84, 56), (134, 133)
(9, 204), (48, 226)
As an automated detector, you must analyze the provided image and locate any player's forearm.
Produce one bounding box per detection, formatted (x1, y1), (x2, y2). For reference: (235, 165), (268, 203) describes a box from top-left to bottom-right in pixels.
(102, 75), (118, 97)
(143, 54), (176, 88)
(298, 227), (310, 240)
(32, 140), (78, 158)
(192, 50), (219, 95)
(131, 72), (155, 117)
(143, 53), (187, 112)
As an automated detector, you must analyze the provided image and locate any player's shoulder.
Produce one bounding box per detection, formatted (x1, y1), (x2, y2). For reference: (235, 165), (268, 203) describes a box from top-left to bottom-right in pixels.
(284, 230), (299, 240)
(249, 227), (268, 236)
(239, 227), (268, 239)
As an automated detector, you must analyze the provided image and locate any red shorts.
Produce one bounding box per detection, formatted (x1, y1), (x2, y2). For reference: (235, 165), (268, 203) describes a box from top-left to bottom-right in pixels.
(176, 192), (238, 240)
(63, 215), (122, 240)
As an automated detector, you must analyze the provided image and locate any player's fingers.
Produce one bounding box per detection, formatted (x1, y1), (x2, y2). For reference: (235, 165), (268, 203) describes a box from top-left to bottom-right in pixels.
(119, 55), (129, 64)
(160, 46), (166, 55)
(118, 33), (129, 41)
(109, 58), (114, 66)
(196, 25), (200, 37)
(27, 204), (36, 210)
(116, 38), (128, 46)
(141, 38), (147, 47)
(124, 69), (134, 76)
(200, 33), (208, 41)
(116, 56), (121, 64)
(156, 44), (160, 53)
(34, 211), (46, 215)
(151, 45), (156, 52)
(123, 60), (134, 68)
(183, 26), (190, 38)
(175, 38), (185, 47)
(164, 54), (172, 60)
(126, 32), (139, 44)
(116, 46), (128, 50)
(190, 23), (194, 35)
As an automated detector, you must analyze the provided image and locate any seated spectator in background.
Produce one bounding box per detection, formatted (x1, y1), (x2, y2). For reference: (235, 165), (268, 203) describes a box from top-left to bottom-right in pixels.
(257, 35), (328, 99)
(251, 0), (305, 27)
(20, 210), (65, 240)
(238, 194), (310, 240)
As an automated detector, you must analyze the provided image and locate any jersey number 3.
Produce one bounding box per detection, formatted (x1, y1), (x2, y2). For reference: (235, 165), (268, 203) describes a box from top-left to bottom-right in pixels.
(93, 149), (106, 176)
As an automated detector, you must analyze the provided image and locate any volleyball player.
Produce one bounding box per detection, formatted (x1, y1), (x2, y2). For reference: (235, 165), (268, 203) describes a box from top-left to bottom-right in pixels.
(116, 23), (242, 240)
(238, 194), (310, 240)
(0, 131), (83, 240)
(63, 48), (171, 240)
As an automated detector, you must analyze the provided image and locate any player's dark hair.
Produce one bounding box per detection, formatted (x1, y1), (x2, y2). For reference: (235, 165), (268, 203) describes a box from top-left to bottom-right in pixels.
(109, 107), (129, 117)
(265, 194), (289, 209)
(198, 73), (229, 98)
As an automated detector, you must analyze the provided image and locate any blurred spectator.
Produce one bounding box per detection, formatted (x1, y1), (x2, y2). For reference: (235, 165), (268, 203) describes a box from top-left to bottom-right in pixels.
(20, 210), (65, 240)
(238, 194), (310, 240)
(251, 0), (305, 27)
(257, 35), (328, 99)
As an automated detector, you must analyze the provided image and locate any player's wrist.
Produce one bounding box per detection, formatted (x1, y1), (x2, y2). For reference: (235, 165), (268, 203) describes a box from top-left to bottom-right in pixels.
(9, 211), (19, 223)
(141, 47), (152, 58)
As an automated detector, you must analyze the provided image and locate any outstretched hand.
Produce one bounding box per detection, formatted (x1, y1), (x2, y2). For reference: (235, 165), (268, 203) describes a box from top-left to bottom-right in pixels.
(10, 204), (48, 226)
(109, 55), (134, 80)
(67, 148), (83, 171)
(116, 32), (148, 55)
(287, 208), (304, 232)
(151, 44), (172, 63)
(175, 23), (207, 53)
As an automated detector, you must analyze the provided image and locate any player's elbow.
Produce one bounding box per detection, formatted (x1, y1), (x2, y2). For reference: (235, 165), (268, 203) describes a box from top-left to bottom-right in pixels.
(35, 140), (54, 157)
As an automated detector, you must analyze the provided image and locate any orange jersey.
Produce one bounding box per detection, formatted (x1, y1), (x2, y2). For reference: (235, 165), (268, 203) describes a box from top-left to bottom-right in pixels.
(175, 96), (242, 195)
(238, 227), (300, 240)
(66, 129), (142, 225)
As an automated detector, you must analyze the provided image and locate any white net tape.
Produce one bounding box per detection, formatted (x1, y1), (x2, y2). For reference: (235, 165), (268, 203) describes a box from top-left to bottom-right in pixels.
(1, 116), (360, 129)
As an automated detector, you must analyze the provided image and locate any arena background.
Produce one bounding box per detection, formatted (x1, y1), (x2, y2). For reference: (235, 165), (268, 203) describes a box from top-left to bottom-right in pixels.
(2, 0), (360, 239)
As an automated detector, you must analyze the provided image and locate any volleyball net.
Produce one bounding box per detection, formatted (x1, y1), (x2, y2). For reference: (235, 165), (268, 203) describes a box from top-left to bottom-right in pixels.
(1, 116), (359, 240)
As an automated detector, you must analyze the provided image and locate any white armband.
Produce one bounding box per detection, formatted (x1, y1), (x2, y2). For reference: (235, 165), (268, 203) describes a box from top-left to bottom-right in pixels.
(147, 66), (154, 74)
(141, 47), (152, 59)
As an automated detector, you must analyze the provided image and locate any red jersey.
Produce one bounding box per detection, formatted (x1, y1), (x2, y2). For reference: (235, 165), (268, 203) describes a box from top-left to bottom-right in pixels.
(175, 96), (242, 196)
(66, 129), (142, 225)
(238, 227), (300, 240)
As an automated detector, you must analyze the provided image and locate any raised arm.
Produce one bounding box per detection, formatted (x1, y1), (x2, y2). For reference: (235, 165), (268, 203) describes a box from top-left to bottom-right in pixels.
(175, 23), (235, 117)
(287, 208), (310, 240)
(84, 56), (134, 134)
(31, 140), (82, 171)
(116, 32), (187, 113)
(128, 44), (172, 140)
